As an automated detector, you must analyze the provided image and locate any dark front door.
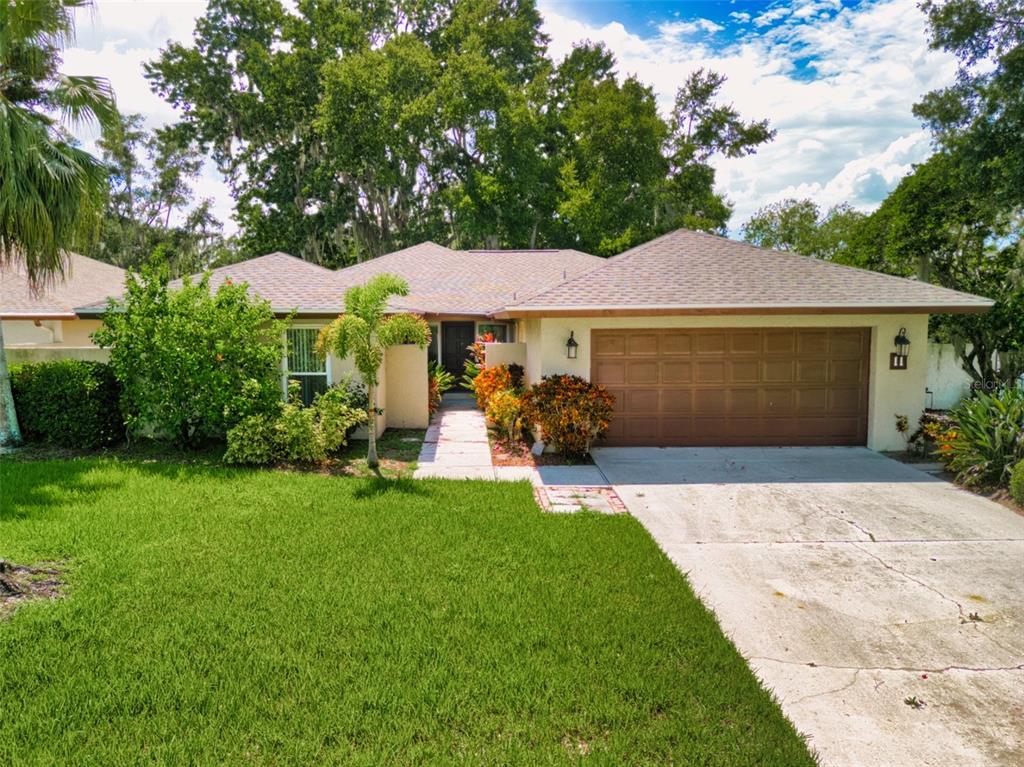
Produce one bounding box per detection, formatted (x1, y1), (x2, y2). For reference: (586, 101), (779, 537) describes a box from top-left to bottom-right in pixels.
(442, 321), (476, 382)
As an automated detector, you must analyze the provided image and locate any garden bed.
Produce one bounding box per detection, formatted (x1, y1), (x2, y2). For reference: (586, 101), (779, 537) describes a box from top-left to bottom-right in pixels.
(487, 429), (593, 467)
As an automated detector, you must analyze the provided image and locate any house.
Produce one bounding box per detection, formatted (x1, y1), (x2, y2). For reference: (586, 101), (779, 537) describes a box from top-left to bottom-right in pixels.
(0, 253), (125, 364)
(6, 229), (992, 451)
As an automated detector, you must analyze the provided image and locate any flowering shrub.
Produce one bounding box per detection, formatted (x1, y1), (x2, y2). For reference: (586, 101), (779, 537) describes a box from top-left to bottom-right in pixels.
(461, 332), (494, 389)
(486, 389), (523, 443)
(520, 374), (615, 459)
(935, 386), (1024, 487)
(473, 364), (512, 410)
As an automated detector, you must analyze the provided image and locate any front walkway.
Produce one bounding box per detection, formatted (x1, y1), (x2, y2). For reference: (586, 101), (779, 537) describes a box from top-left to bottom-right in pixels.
(414, 393), (623, 513)
(414, 393), (494, 480)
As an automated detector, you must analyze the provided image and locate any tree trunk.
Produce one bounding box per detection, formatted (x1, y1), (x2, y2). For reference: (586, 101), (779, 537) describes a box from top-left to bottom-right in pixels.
(366, 382), (379, 471)
(0, 322), (22, 445)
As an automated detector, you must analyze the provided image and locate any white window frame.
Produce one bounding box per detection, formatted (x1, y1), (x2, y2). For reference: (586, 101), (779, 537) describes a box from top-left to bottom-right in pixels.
(475, 321), (513, 343)
(281, 325), (332, 401)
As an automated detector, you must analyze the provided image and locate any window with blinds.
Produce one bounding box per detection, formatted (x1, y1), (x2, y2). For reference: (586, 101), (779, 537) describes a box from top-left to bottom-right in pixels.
(284, 328), (329, 406)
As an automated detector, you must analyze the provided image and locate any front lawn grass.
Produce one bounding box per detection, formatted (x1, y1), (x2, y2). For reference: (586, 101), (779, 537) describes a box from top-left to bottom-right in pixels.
(0, 458), (814, 766)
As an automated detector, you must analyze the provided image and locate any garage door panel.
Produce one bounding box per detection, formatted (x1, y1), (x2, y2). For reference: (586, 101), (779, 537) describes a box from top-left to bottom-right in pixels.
(730, 332), (759, 354)
(627, 333), (659, 356)
(662, 389), (693, 413)
(592, 328), (869, 447)
(661, 333), (692, 355)
(694, 388), (726, 411)
(765, 331), (796, 355)
(763, 360), (794, 383)
(627, 361), (658, 384)
(730, 360), (760, 383)
(595, 361), (626, 385)
(626, 389), (659, 413)
(730, 389), (760, 415)
(662, 361), (693, 383)
(594, 334), (626, 356)
(696, 361), (726, 384)
(796, 330), (828, 355)
(696, 333), (728, 354)
(831, 359), (864, 384)
(797, 359), (828, 383)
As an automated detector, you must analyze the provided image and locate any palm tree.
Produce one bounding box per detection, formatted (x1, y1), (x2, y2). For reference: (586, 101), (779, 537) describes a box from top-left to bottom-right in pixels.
(0, 0), (117, 444)
(316, 274), (430, 471)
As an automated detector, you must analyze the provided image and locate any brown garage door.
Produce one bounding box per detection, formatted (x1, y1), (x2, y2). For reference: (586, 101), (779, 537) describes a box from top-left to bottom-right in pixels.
(592, 328), (870, 447)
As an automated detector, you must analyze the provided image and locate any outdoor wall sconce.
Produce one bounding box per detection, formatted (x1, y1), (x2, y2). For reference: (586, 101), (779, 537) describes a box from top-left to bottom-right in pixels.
(890, 327), (910, 370)
(566, 331), (579, 359)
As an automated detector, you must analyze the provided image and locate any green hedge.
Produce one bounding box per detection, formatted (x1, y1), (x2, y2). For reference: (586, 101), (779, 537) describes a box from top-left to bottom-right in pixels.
(1011, 461), (1024, 507)
(11, 360), (124, 448)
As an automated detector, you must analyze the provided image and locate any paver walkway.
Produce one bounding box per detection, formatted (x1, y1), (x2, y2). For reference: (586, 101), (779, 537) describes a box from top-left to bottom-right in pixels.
(414, 393), (494, 480)
(414, 394), (624, 513)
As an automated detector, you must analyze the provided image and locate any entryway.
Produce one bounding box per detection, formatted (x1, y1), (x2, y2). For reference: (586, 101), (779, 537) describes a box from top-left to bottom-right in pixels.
(441, 321), (475, 382)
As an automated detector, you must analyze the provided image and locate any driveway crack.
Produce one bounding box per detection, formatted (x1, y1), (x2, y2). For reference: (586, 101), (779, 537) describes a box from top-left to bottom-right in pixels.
(850, 542), (967, 619)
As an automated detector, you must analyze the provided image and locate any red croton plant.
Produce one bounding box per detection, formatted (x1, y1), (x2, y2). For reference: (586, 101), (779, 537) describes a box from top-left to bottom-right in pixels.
(520, 374), (615, 459)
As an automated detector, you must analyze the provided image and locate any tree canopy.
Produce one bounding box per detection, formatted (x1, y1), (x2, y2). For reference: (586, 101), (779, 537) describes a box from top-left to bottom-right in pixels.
(146, 0), (773, 264)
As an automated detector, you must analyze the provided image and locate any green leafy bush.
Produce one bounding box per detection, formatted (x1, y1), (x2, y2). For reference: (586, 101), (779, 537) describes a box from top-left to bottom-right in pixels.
(485, 389), (523, 443)
(93, 264), (288, 445)
(520, 375), (615, 460)
(10, 360), (124, 448)
(1010, 461), (1024, 506)
(429, 362), (455, 417)
(224, 384), (366, 465)
(936, 386), (1024, 488)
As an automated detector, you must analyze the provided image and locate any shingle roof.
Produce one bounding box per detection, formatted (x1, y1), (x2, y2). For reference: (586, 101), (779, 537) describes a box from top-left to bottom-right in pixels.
(334, 242), (605, 315)
(1, 253), (126, 318)
(498, 229), (994, 316)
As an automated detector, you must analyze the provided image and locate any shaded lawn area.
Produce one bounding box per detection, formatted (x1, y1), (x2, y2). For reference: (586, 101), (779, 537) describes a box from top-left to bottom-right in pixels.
(0, 458), (814, 766)
(8, 427), (426, 479)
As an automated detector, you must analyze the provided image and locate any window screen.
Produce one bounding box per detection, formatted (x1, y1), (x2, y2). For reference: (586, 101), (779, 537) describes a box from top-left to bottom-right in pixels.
(285, 328), (328, 406)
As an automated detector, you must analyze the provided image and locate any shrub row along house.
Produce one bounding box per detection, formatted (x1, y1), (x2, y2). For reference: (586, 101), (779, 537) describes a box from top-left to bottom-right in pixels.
(2, 229), (992, 451)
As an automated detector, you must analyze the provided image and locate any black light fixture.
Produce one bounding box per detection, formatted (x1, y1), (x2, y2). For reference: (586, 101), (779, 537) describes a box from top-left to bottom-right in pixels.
(566, 330), (579, 359)
(890, 327), (910, 370)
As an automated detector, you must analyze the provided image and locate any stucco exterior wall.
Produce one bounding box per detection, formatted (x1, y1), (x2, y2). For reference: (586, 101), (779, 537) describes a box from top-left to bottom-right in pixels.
(926, 342), (972, 410)
(384, 344), (429, 429)
(6, 346), (109, 364)
(530, 313), (930, 452)
(483, 342), (527, 369)
(2, 319), (103, 348)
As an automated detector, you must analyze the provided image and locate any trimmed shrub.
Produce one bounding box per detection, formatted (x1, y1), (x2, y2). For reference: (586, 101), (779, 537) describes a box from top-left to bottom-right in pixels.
(223, 385), (366, 466)
(520, 374), (615, 460)
(11, 360), (123, 448)
(485, 389), (523, 443)
(1011, 461), (1024, 506)
(936, 386), (1024, 488)
(93, 264), (288, 446)
(473, 364), (512, 410)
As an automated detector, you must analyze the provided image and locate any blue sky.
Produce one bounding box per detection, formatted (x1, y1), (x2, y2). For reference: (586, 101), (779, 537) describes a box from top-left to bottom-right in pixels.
(65, 0), (956, 236)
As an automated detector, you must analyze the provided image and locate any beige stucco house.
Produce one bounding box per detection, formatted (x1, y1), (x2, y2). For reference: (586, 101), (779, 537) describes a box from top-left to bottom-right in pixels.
(4, 229), (992, 450)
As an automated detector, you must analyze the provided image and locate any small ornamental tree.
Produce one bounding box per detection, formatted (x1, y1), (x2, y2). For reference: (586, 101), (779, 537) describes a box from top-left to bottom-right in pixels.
(93, 261), (288, 445)
(316, 274), (430, 471)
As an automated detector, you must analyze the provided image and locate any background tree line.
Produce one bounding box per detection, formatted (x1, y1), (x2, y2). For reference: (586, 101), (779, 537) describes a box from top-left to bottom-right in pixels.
(741, 0), (1023, 385)
(143, 0), (773, 266)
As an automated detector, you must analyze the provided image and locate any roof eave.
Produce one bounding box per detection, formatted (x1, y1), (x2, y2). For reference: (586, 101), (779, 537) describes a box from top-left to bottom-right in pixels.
(493, 302), (994, 319)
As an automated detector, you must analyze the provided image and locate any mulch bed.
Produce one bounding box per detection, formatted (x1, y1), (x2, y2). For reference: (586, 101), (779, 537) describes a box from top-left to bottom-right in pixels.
(488, 430), (593, 467)
(0, 560), (65, 619)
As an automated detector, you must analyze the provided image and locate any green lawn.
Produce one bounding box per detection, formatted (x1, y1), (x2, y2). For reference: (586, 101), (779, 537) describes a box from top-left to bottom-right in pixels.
(0, 458), (814, 766)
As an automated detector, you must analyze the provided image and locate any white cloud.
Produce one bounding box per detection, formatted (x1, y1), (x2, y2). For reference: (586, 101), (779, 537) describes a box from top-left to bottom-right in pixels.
(729, 12), (752, 24)
(539, 0), (956, 229)
(658, 18), (724, 37)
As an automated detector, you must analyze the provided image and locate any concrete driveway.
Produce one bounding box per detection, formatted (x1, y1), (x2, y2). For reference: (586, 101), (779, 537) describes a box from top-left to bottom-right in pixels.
(591, 446), (1024, 767)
